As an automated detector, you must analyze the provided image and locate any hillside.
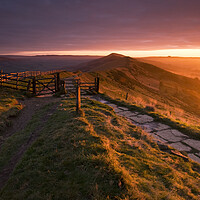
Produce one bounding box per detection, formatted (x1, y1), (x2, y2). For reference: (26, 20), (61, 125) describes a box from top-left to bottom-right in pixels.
(0, 92), (199, 199)
(76, 53), (200, 128)
(138, 57), (200, 79)
(0, 55), (101, 73)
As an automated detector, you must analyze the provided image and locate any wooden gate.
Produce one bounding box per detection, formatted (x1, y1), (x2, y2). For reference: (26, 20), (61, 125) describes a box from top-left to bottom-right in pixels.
(34, 76), (56, 95)
(0, 71), (60, 96)
(32, 73), (60, 96)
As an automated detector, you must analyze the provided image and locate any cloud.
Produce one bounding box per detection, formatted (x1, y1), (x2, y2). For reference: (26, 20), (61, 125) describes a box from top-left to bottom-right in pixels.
(0, 0), (200, 54)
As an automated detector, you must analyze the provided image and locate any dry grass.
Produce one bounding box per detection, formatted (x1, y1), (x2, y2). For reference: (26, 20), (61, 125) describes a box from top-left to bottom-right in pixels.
(0, 88), (24, 134)
(1, 98), (200, 199)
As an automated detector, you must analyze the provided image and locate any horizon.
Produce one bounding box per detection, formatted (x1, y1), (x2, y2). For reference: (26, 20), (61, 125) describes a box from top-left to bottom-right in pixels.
(1, 49), (200, 58)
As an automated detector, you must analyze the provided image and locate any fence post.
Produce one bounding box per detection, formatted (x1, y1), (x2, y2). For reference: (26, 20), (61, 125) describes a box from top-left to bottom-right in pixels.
(32, 77), (36, 95)
(0, 70), (2, 88)
(96, 77), (100, 93)
(5, 73), (7, 82)
(27, 80), (31, 91)
(16, 73), (19, 89)
(125, 92), (129, 100)
(56, 72), (60, 92)
(76, 79), (81, 113)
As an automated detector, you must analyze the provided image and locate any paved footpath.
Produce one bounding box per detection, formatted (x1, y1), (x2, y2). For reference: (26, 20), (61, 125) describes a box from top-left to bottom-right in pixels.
(90, 96), (200, 164)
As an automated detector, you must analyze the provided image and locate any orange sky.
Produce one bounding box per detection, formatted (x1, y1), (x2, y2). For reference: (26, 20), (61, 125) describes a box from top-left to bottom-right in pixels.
(7, 49), (200, 57)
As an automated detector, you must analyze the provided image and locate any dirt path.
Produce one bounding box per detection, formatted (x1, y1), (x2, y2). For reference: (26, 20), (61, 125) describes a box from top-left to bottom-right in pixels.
(0, 96), (60, 148)
(0, 96), (61, 190)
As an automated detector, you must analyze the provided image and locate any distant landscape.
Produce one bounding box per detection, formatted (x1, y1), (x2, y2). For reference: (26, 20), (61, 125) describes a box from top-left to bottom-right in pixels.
(1, 55), (200, 80)
(0, 55), (101, 73)
(139, 57), (200, 79)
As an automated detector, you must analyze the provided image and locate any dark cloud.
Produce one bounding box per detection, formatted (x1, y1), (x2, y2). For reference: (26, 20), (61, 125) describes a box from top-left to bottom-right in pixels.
(0, 0), (200, 53)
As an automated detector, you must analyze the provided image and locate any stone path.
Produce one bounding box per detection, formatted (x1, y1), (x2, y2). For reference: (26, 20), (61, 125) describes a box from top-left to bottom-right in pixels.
(90, 96), (200, 164)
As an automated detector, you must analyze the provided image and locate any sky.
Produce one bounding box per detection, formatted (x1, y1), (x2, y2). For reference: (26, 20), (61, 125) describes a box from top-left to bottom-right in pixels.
(1, 0), (200, 57)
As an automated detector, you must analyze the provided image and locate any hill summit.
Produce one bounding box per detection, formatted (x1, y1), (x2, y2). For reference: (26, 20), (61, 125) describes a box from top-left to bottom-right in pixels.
(77, 53), (200, 117)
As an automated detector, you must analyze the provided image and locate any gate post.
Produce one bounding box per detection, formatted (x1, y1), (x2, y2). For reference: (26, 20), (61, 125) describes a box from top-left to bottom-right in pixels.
(96, 77), (100, 93)
(56, 72), (60, 92)
(0, 70), (2, 88)
(76, 79), (81, 113)
(32, 77), (36, 95)
(16, 73), (19, 89)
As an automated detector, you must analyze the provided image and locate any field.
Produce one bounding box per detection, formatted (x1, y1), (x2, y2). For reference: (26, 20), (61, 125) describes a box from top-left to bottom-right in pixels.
(0, 96), (199, 199)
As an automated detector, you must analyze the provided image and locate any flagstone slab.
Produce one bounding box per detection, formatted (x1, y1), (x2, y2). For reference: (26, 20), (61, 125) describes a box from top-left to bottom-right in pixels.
(195, 153), (200, 157)
(171, 129), (188, 138)
(113, 107), (123, 113)
(151, 134), (168, 143)
(143, 122), (170, 132)
(99, 100), (108, 104)
(118, 111), (131, 116)
(183, 139), (200, 151)
(129, 114), (154, 124)
(154, 123), (171, 131)
(127, 112), (139, 117)
(119, 111), (137, 117)
(140, 124), (154, 133)
(188, 154), (200, 164)
(156, 130), (184, 142)
(107, 103), (118, 108)
(170, 142), (192, 152)
(118, 106), (129, 111)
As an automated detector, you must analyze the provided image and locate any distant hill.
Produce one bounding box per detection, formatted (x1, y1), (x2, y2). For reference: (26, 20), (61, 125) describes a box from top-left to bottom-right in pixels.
(78, 53), (200, 118)
(138, 57), (200, 79)
(0, 55), (101, 73)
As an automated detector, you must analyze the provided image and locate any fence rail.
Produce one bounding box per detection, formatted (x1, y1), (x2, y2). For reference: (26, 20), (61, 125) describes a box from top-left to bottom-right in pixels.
(0, 70), (61, 95)
(64, 77), (99, 95)
(1, 69), (100, 98)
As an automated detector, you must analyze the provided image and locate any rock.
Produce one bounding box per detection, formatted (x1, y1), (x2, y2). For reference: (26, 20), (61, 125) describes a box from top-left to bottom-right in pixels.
(170, 142), (191, 152)
(152, 134), (168, 143)
(129, 114), (154, 124)
(183, 139), (200, 151)
(188, 154), (200, 164)
(156, 129), (186, 142)
(195, 152), (200, 157)
(107, 104), (118, 108)
(119, 111), (134, 117)
(171, 129), (188, 138)
(154, 123), (170, 131)
(118, 106), (129, 111)
(99, 99), (108, 104)
(140, 124), (154, 133)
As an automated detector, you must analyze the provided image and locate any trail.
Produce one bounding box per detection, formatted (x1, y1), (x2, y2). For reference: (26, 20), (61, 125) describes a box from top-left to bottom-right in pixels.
(90, 95), (200, 164)
(0, 96), (61, 190)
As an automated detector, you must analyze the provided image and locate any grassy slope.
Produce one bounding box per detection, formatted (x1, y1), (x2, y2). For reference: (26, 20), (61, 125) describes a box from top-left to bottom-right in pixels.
(1, 98), (200, 200)
(0, 88), (24, 133)
(71, 54), (200, 134)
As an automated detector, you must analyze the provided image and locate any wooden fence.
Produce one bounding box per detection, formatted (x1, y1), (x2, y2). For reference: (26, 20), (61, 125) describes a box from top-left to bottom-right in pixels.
(0, 69), (99, 98)
(65, 77), (99, 95)
(0, 70), (63, 78)
(0, 70), (61, 95)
